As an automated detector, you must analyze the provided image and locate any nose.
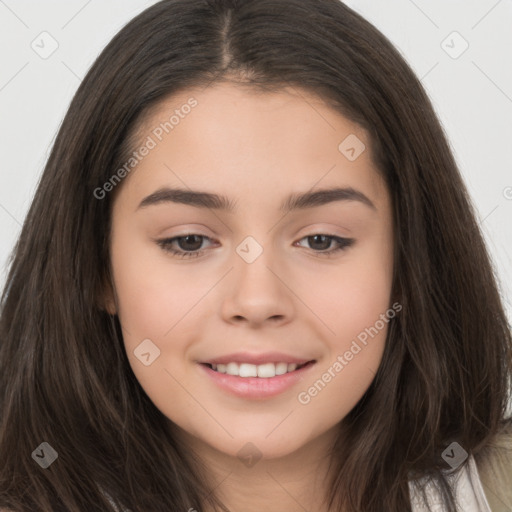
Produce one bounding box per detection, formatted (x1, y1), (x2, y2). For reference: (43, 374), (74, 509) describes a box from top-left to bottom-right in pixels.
(220, 242), (295, 327)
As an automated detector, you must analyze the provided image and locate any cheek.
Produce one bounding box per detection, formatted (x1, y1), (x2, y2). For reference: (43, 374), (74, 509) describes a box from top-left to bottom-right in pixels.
(295, 249), (393, 343)
(295, 336), (386, 433)
(295, 267), (392, 421)
(292, 244), (392, 410)
(109, 241), (206, 419)
(110, 235), (211, 351)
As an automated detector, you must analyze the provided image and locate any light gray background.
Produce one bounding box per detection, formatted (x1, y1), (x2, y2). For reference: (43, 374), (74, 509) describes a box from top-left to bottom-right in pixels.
(0, 0), (511, 325)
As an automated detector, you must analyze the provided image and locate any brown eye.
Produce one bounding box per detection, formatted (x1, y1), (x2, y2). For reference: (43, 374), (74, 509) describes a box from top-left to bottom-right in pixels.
(307, 235), (332, 251)
(295, 234), (355, 256)
(174, 235), (204, 251)
(156, 234), (215, 258)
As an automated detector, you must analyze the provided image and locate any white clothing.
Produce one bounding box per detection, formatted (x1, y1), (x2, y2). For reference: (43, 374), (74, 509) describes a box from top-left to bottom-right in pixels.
(409, 454), (492, 511)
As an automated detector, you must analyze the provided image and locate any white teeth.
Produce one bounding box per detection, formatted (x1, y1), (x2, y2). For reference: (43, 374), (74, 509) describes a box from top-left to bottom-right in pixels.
(239, 363), (258, 377)
(257, 363), (276, 378)
(209, 361), (306, 378)
(226, 362), (238, 375)
(275, 362), (289, 375)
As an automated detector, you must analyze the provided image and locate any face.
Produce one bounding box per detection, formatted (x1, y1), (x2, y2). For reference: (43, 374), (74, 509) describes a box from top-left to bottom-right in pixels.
(106, 82), (394, 463)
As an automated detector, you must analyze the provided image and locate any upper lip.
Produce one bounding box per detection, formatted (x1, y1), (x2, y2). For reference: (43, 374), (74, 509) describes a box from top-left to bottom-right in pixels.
(199, 352), (316, 366)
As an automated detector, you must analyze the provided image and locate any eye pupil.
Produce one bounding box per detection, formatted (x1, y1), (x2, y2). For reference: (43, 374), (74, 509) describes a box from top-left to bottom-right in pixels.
(309, 234), (331, 251)
(178, 235), (203, 251)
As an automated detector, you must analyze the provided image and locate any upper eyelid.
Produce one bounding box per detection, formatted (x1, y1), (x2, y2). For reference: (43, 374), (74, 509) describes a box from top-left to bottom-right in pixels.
(161, 224), (352, 240)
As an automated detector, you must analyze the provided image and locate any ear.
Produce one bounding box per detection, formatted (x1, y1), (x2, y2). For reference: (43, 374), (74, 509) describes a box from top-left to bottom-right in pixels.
(97, 274), (117, 315)
(104, 293), (117, 316)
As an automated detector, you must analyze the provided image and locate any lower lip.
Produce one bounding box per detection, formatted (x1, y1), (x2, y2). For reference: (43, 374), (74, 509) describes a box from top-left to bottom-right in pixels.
(198, 361), (316, 399)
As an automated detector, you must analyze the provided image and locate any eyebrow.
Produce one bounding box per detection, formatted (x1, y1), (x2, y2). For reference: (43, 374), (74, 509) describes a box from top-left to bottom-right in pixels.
(136, 186), (377, 213)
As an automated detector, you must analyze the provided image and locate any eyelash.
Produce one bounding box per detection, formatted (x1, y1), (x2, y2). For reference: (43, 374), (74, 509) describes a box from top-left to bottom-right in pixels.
(156, 234), (355, 259)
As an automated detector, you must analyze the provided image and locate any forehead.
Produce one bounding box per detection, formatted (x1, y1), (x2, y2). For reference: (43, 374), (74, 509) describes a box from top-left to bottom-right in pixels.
(115, 82), (388, 211)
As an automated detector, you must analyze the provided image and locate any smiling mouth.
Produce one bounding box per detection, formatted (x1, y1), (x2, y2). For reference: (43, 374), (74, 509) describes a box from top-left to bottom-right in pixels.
(200, 360), (315, 378)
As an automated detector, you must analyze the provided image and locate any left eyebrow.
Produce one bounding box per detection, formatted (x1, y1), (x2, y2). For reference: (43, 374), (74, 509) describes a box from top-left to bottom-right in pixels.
(136, 186), (377, 212)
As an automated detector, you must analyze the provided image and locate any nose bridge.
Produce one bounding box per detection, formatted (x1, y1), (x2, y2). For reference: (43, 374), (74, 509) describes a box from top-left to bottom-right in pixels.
(234, 233), (280, 294)
(221, 233), (293, 325)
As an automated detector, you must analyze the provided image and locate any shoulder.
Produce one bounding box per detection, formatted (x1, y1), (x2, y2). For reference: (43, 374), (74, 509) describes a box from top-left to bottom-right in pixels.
(474, 420), (512, 511)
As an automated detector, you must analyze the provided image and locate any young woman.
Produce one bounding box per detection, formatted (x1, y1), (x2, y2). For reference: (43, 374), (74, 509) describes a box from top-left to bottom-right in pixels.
(1, 1), (511, 511)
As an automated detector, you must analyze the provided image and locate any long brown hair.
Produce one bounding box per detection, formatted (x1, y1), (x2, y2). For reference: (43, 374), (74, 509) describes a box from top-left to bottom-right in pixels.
(1, 1), (511, 510)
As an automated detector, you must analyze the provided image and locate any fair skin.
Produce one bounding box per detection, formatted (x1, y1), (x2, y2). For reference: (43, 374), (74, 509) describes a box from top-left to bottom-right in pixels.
(106, 82), (394, 512)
